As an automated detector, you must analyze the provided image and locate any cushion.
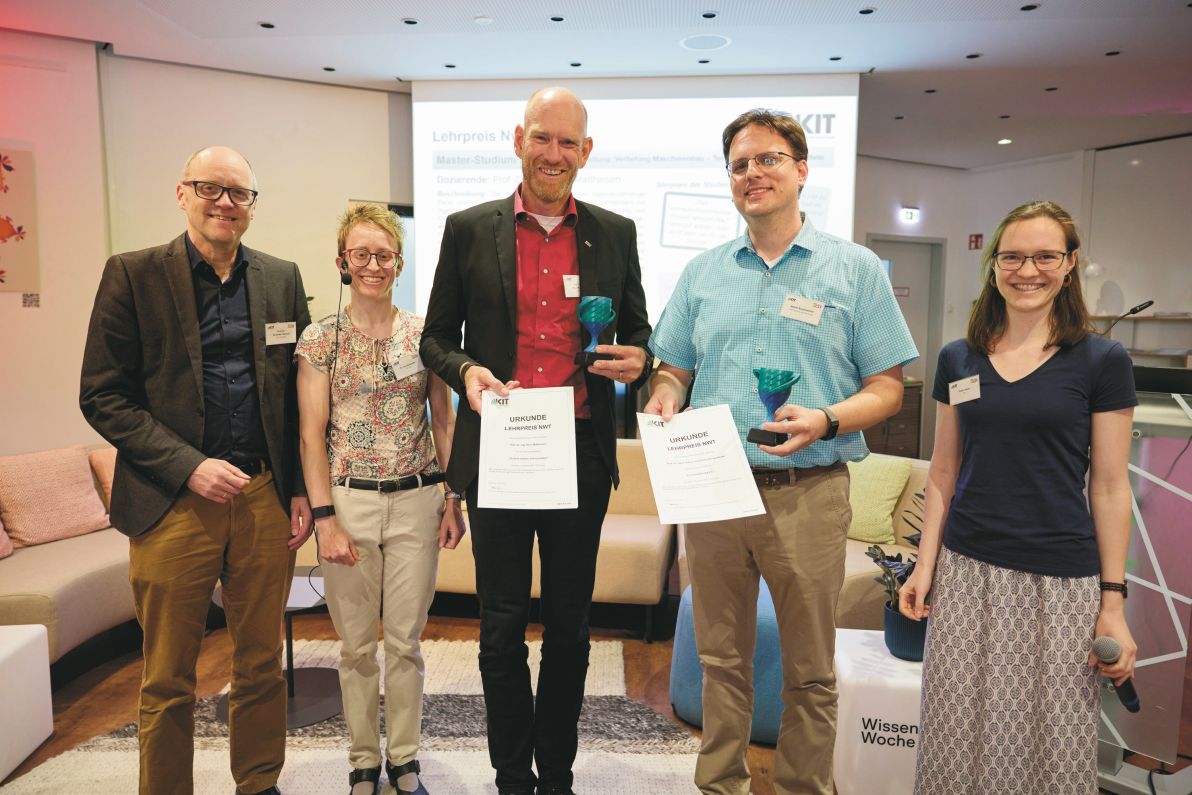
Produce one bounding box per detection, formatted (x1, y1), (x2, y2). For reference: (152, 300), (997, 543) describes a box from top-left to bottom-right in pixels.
(846, 454), (913, 544)
(0, 446), (110, 548)
(89, 446), (117, 508)
(0, 514), (12, 560)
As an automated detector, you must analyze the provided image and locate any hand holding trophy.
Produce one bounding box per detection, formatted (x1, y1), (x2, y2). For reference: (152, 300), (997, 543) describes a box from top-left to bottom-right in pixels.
(574, 296), (617, 366)
(746, 367), (801, 446)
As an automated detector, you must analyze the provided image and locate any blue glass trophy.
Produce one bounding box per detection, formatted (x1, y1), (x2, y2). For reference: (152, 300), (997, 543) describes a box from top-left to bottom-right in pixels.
(574, 295), (617, 366)
(746, 368), (801, 446)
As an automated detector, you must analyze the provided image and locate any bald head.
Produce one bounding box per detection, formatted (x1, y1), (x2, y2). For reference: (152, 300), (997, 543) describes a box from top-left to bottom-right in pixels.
(524, 87), (588, 137)
(181, 146), (258, 191)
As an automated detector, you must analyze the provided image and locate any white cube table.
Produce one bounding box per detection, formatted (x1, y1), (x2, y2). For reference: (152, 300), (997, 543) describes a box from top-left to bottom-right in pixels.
(0, 624), (53, 780)
(833, 628), (923, 795)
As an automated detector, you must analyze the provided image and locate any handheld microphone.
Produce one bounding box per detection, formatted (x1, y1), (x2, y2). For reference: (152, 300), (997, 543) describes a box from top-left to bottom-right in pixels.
(1102, 300), (1154, 336)
(339, 264), (352, 286)
(1091, 636), (1140, 713)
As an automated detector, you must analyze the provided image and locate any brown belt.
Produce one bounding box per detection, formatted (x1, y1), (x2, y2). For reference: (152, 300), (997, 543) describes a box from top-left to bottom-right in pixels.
(750, 462), (845, 488)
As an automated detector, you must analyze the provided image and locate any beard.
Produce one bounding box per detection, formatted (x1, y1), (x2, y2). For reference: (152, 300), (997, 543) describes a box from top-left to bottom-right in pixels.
(521, 156), (577, 208)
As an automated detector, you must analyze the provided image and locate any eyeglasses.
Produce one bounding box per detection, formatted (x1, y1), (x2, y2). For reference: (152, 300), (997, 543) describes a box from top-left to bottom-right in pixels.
(183, 180), (259, 206)
(993, 250), (1071, 271)
(726, 151), (798, 177)
(342, 248), (402, 270)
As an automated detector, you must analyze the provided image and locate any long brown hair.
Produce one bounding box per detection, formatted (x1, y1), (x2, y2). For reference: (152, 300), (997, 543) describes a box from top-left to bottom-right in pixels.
(968, 200), (1092, 353)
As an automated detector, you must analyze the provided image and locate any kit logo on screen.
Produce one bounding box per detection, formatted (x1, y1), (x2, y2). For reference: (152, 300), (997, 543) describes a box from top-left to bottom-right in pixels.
(859, 715), (919, 748)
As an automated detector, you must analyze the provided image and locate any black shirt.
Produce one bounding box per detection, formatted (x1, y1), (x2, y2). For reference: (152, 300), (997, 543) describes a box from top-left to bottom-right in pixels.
(186, 234), (267, 464)
(933, 334), (1136, 577)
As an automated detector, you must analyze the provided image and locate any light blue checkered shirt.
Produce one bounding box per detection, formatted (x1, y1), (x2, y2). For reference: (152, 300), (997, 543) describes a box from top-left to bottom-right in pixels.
(650, 216), (919, 468)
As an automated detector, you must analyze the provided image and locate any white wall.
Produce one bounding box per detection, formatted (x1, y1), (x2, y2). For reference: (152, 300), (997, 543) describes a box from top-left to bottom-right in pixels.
(0, 31), (107, 454)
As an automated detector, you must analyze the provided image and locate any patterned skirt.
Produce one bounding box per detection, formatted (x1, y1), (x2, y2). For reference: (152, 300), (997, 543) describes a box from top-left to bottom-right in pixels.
(913, 548), (1101, 795)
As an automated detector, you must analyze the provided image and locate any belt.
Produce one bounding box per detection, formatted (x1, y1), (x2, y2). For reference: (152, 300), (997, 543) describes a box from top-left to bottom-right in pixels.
(228, 459), (268, 476)
(337, 472), (446, 492)
(750, 462), (845, 488)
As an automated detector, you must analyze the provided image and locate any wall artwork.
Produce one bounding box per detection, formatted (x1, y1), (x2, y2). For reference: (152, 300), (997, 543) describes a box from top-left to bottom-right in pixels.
(0, 148), (39, 293)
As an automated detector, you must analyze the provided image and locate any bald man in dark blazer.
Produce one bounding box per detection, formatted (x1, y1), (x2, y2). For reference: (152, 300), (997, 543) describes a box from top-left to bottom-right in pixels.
(80, 146), (311, 795)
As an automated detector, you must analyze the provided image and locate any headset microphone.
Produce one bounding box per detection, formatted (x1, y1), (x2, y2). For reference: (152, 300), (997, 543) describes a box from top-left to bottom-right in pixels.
(339, 264), (352, 286)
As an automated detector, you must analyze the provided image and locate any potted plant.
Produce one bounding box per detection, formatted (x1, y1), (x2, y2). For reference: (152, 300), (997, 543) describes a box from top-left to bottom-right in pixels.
(864, 491), (927, 661)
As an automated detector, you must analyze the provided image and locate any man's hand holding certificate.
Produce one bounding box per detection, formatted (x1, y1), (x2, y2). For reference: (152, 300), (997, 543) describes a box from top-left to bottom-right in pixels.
(637, 405), (764, 524)
(478, 387), (577, 509)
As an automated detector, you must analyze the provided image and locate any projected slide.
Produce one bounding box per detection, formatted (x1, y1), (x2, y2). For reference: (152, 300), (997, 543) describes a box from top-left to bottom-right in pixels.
(412, 80), (858, 322)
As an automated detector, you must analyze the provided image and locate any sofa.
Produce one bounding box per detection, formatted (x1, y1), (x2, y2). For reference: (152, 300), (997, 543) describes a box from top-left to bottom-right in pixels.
(676, 453), (928, 631)
(0, 445), (135, 663)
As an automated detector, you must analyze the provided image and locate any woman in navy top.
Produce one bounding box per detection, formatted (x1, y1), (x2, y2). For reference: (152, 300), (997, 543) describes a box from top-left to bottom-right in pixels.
(899, 201), (1137, 794)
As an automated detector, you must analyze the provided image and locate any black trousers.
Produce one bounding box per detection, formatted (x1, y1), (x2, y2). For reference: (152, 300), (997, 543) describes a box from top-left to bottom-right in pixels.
(465, 420), (612, 792)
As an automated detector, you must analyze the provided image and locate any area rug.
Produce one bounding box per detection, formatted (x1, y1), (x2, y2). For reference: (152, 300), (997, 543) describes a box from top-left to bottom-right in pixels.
(5, 640), (698, 794)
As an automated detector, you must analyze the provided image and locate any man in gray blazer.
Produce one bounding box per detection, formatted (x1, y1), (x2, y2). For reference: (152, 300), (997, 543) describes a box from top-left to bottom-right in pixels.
(420, 87), (652, 795)
(80, 146), (312, 795)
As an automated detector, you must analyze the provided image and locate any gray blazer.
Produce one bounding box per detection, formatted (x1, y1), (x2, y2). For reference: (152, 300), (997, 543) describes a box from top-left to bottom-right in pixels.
(80, 234), (311, 536)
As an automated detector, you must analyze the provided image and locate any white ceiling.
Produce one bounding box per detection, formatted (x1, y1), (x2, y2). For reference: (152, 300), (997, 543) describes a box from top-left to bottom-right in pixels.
(3, 0), (1190, 168)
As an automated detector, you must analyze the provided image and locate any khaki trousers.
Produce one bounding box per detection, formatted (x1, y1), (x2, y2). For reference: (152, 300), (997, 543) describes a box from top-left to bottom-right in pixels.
(128, 470), (295, 795)
(685, 465), (851, 795)
(322, 483), (442, 770)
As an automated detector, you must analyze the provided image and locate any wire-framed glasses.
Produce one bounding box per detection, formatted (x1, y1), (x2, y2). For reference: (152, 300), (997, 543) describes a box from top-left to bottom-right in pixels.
(726, 151), (798, 176)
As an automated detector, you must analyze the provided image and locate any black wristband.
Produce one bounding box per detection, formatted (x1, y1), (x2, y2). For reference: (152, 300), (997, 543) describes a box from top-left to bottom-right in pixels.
(1099, 581), (1128, 598)
(311, 505), (336, 520)
(460, 361), (475, 383)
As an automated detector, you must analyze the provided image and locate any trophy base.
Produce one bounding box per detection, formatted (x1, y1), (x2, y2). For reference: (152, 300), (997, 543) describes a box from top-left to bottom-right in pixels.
(574, 351), (615, 366)
(747, 429), (789, 446)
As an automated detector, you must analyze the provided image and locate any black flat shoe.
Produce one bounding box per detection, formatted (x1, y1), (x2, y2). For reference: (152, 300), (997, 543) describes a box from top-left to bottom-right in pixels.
(348, 766), (381, 795)
(386, 759), (428, 795)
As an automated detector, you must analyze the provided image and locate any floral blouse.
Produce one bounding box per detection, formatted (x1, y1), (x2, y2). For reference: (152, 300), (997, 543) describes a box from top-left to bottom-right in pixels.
(295, 308), (439, 481)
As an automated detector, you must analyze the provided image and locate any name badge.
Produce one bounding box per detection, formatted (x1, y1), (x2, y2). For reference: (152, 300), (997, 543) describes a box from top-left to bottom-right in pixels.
(948, 375), (980, 405)
(390, 353), (425, 381)
(265, 322), (297, 345)
(563, 274), (581, 298)
(780, 294), (824, 326)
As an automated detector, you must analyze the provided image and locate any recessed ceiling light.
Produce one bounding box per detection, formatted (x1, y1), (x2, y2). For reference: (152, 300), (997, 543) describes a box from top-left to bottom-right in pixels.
(473, 15), (493, 25)
(680, 33), (731, 51)
(999, 114), (1011, 119)
(859, 7), (876, 14)
(402, 17), (418, 25)
(829, 56), (842, 61)
(550, 15), (565, 22)
(698, 59), (710, 64)
(997, 138), (1013, 145)
(1020, 3), (1039, 9)
(1045, 86), (1059, 91)
(966, 53), (982, 59)
(323, 66), (336, 72)
(258, 21), (275, 29)
(702, 11), (717, 19)
(924, 88), (937, 94)
(570, 62), (582, 67)
(444, 63), (456, 69)
(1105, 50), (1121, 56)
(1129, 159), (1141, 166)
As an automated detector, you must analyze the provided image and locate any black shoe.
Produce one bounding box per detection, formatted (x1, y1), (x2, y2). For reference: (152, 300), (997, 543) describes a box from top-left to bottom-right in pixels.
(348, 766), (381, 794)
(537, 787), (576, 795)
(386, 759), (428, 795)
(236, 788), (281, 795)
(498, 790), (536, 795)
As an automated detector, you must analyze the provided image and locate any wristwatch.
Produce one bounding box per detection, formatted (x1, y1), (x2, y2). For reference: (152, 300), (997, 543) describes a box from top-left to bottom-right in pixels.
(818, 407), (840, 441)
(311, 505), (336, 520)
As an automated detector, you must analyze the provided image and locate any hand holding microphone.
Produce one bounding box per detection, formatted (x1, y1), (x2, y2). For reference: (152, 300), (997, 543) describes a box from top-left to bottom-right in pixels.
(1091, 636), (1141, 713)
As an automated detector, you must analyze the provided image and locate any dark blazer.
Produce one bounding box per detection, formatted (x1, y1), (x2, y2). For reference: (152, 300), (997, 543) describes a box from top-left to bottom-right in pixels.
(80, 234), (311, 537)
(420, 194), (652, 493)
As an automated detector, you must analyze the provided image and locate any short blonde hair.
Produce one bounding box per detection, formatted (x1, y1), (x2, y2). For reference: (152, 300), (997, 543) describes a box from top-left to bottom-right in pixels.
(336, 204), (403, 256)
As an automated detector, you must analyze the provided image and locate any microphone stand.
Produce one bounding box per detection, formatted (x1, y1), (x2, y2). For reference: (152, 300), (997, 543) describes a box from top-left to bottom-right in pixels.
(1102, 300), (1155, 337)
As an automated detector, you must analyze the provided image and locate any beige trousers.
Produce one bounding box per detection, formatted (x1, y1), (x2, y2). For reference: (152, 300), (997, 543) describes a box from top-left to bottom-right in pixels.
(129, 470), (295, 795)
(323, 483), (443, 770)
(685, 465), (851, 795)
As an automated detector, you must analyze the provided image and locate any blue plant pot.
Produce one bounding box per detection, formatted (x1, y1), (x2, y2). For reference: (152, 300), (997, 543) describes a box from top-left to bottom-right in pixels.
(883, 603), (927, 662)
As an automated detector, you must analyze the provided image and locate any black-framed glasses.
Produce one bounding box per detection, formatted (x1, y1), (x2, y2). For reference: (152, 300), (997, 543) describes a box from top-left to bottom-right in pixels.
(183, 180), (258, 206)
(726, 151), (798, 177)
(994, 250), (1071, 271)
(342, 248), (402, 270)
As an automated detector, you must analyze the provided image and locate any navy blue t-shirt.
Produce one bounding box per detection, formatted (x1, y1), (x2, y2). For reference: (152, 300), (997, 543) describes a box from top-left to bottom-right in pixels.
(932, 334), (1136, 577)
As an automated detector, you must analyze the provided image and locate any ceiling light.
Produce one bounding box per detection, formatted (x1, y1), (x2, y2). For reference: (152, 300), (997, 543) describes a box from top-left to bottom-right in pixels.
(258, 21), (275, 29)
(323, 66), (336, 72)
(965, 53), (981, 59)
(829, 56), (842, 61)
(698, 59), (710, 64)
(444, 63), (456, 68)
(1129, 159), (1141, 166)
(550, 15), (565, 22)
(1105, 50), (1121, 56)
(1045, 86), (1058, 91)
(859, 7), (876, 14)
(402, 17), (418, 25)
(1020, 3), (1039, 9)
(999, 114), (1011, 119)
(570, 62), (582, 67)
(680, 34), (731, 51)
(894, 115), (905, 120)
(702, 11), (718, 18)
(473, 15), (493, 25)
(924, 88), (937, 94)
(997, 138), (1012, 145)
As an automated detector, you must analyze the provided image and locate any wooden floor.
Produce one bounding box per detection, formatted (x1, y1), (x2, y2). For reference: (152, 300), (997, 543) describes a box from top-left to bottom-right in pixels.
(9, 611), (1192, 795)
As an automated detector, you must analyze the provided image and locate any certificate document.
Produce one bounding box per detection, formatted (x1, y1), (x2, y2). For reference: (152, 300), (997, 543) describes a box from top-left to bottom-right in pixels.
(478, 387), (577, 510)
(637, 405), (765, 524)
